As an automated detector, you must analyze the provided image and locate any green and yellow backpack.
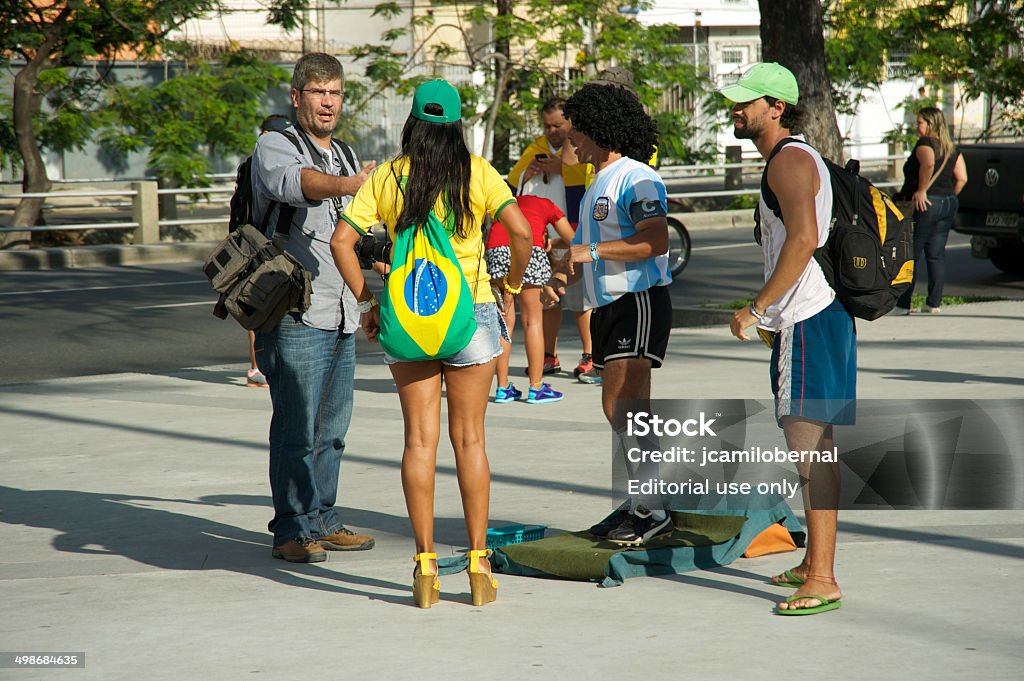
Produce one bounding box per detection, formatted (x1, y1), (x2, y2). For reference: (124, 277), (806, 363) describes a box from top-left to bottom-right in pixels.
(378, 209), (477, 361)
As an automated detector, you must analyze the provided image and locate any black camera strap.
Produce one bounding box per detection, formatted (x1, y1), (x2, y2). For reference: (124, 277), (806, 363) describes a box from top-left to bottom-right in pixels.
(258, 129), (306, 239)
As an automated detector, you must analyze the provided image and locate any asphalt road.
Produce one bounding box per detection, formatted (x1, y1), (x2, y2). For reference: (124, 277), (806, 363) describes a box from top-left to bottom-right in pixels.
(1, 227), (1020, 385)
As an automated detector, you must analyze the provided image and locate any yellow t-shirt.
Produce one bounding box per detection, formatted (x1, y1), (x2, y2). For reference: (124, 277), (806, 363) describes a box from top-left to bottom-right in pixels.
(507, 135), (594, 194)
(342, 155), (515, 304)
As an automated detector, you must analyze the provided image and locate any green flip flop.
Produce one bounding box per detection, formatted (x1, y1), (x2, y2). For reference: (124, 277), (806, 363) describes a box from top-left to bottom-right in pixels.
(769, 568), (805, 589)
(775, 594), (842, 616)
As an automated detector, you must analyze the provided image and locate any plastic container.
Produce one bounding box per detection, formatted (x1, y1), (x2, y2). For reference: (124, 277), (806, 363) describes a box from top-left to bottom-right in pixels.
(485, 524), (546, 550)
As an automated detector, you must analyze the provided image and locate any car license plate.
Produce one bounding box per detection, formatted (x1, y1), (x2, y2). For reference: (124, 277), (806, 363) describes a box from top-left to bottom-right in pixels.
(986, 212), (1020, 227)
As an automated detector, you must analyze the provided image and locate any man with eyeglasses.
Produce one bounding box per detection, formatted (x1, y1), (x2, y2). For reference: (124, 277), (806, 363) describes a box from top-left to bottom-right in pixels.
(251, 52), (377, 563)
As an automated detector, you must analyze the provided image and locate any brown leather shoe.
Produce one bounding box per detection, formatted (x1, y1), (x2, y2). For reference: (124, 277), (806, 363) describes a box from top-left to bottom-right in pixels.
(317, 527), (375, 551)
(271, 537), (326, 563)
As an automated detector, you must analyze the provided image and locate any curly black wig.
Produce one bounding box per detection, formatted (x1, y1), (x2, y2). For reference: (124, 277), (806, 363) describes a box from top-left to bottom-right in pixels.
(563, 84), (658, 162)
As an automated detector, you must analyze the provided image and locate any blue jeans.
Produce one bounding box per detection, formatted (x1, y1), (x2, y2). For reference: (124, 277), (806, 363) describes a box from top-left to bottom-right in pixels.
(897, 194), (959, 309)
(255, 313), (355, 545)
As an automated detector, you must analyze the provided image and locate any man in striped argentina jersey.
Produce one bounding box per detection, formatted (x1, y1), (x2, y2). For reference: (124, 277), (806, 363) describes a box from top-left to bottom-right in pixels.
(541, 83), (673, 546)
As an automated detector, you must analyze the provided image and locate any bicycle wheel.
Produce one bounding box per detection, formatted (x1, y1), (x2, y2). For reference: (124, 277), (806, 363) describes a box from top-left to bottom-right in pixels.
(666, 216), (691, 277)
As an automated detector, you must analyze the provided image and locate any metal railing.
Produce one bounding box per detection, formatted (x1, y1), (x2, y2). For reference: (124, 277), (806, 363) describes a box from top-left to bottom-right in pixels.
(0, 182), (234, 241)
(0, 149), (908, 242)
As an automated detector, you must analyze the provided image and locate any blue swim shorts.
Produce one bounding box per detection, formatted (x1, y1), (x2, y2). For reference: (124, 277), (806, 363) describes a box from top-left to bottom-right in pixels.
(769, 299), (857, 425)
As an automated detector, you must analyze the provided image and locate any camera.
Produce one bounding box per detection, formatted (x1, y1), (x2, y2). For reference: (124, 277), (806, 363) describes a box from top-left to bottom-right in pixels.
(354, 230), (391, 270)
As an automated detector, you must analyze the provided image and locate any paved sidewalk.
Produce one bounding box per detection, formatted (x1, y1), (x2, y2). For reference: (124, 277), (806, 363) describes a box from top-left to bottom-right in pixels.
(1, 301), (1022, 680)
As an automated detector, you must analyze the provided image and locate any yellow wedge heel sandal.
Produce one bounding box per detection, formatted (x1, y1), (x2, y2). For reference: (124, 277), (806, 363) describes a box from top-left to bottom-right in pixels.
(412, 552), (440, 609)
(468, 548), (498, 606)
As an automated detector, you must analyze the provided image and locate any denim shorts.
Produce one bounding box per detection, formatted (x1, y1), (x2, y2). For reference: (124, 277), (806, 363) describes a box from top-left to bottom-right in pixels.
(384, 303), (510, 367)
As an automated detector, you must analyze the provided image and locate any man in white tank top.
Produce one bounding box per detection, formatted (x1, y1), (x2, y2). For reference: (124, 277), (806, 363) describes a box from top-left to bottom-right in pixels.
(721, 63), (854, 616)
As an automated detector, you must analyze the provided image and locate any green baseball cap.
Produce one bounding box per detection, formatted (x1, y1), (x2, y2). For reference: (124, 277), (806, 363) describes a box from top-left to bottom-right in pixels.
(411, 80), (462, 124)
(718, 62), (800, 105)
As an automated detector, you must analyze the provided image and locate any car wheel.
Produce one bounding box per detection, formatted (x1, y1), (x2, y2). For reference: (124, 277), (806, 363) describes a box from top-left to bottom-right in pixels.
(666, 216), (691, 278)
(989, 244), (1024, 276)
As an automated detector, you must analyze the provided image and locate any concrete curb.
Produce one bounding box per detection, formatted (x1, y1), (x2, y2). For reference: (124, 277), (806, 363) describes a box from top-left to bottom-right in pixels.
(672, 306), (735, 328)
(0, 241), (218, 271)
(670, 208), (755, 231)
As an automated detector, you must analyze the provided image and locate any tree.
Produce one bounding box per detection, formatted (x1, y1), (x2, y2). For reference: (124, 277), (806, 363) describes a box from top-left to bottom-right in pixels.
(825, 1), (1024, 142)
(346, 1), (714, 172)
(0, 1), (304, 249)
(759, 0), (844, 162)
(97, 53), (287, 189)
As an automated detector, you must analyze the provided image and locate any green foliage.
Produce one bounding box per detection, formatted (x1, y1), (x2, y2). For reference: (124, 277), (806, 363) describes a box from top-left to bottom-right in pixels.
(0, 93), (15, 173)
(824, 0), (897, 116)
(710, 297), (755, 310)
(825, 1), (1024, 139)
(346, 0), (714, 164)
(909, 294), (1003, 307)
(0, 1), (307, 181)
(266, 0), (312, 31)
(372, 2), (405, 19)
(98, 52), (288, 187)
(881, 123), (917, 149)
(726, 194), (759, 211)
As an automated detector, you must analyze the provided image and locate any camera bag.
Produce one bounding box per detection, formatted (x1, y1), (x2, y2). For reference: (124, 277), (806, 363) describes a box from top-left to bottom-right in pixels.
(204, 223), (311, 332)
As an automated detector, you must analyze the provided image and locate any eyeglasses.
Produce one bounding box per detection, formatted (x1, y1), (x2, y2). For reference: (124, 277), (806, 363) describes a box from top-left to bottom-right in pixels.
(300, 88), (345, 100)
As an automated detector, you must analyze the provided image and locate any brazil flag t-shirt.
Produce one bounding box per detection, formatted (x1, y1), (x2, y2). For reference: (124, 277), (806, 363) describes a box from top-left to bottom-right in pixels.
(342, 155), (516, 304)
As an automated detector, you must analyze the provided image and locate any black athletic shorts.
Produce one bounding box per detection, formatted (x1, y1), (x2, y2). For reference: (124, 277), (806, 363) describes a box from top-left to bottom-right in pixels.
(591, 285), (672, 369)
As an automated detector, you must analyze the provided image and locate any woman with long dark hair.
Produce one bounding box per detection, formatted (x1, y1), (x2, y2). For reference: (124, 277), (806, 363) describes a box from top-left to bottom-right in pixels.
(895, 106), (968, 314)
(330, 80), (532, 608)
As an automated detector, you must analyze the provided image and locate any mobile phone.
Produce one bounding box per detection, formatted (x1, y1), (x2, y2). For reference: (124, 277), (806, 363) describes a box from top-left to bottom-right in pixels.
(535, 153), (548, 159)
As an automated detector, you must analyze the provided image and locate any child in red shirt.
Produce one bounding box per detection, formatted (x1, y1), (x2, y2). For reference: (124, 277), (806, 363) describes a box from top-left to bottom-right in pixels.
(486, 195), (574, 404)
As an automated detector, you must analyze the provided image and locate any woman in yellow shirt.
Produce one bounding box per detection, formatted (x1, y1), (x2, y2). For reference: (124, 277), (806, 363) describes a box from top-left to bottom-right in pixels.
(331, 80), (532, 608)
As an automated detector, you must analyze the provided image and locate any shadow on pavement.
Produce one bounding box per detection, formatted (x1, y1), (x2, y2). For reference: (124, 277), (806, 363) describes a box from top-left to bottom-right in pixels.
(873, 368), (1024, 387)
(0, 485), (413, 606)
(197, 494), (533, 550)
(837, 520), (1024, 560)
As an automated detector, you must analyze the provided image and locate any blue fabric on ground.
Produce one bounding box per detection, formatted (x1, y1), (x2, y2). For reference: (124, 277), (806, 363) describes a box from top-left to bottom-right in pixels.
(601, 507), (803, 587)
(437, 554), (469, 575)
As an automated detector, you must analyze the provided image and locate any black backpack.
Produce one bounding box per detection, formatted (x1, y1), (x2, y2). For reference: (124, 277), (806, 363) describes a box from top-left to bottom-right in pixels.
(757, 137), (914, 321)
(227, 126), (357, 234)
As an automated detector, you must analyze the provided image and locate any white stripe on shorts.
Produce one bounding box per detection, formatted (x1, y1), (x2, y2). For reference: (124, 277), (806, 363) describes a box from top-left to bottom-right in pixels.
(775, 325), (793, 421)
(639, 289), (665, 364)
(635, 289), (651, 354)
(604, 290), (655, 364)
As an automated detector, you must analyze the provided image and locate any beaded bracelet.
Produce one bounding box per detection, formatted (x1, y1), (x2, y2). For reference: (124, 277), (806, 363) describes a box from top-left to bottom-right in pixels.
(502, 275), (524, 295)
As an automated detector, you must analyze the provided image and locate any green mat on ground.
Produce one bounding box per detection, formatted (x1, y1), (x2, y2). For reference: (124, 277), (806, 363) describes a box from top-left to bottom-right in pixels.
(490, 507), (803, 587)
(498, 513), (746, 580)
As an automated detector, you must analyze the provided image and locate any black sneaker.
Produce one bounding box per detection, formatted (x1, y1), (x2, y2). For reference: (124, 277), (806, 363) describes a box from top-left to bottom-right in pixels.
(606, 509), (672, 546)
(587, 501), (631, 539)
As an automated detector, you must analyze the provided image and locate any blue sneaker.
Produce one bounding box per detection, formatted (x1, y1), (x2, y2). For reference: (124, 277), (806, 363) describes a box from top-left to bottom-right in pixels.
(494, 383), (522, 403)
(526, 383), (564, 404)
